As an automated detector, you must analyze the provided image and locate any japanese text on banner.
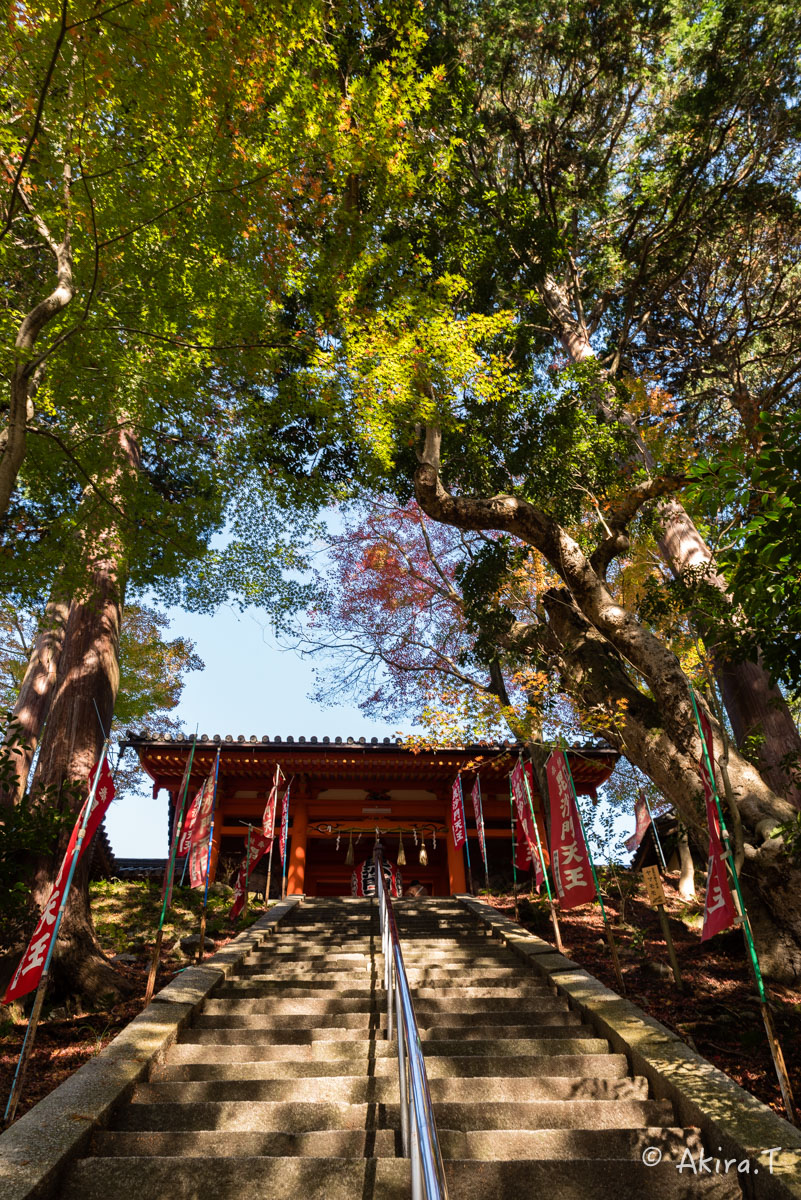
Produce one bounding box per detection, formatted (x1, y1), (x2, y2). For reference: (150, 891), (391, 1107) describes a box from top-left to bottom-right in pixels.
(545, 751), (596, 910)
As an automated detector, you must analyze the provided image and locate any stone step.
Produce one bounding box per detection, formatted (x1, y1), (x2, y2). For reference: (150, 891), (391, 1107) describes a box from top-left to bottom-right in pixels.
(193, 996), (571, 1024)
(429, 1159), (741, 1199)
(133, 1075), (649, 1106)
(437, 1125), (704, 1161)
(183, 1028), (605, 1052)
(156, 1053), (628, 1081)
(203, 986), (562, 1012)
(62, 1156), (410, 1200)
(113, 1097), (674, 1134)
(92, 1129), (397, 1158)
(165, 1035), (599, 1063)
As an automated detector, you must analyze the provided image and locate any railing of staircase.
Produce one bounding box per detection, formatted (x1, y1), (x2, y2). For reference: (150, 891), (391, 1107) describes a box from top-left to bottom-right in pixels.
(373, 848), (449, 1200)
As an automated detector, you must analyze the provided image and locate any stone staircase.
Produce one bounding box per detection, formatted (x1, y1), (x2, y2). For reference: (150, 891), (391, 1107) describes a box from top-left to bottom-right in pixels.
(60, 897), (740, 1199)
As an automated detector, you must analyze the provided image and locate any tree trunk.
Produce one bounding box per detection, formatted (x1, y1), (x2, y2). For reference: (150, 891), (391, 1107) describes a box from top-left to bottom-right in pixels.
(677, 824), (696, 902)
(540, 278), (801, 808)
(29, 428), (138, 1003)
(542, 588), (801, 981)
(0, 591), (71, 808)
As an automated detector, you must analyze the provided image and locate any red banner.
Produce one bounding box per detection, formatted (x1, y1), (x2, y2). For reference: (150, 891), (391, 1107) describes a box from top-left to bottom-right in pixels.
(624, 792), (651, 854)
(451, 775), (466, 849)
(262, 764), (283, 839)
(177, 783), (202, 859)
(702, 845), (737, 941)
(5, 757), (115, 1003)
(279, 779), (291, 867)
(697, 709), (737, 939)
(471, 776), (487, 869)
(188, 766), (217, 889)
(546, 751), (596, 910)
(163, 747), (195, 907)
(230, 830), (272, 921)
(510, 761), (544, 889)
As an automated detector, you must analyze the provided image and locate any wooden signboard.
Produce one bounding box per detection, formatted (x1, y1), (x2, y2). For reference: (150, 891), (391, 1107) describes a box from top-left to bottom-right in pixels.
(642, 863), (666, 906)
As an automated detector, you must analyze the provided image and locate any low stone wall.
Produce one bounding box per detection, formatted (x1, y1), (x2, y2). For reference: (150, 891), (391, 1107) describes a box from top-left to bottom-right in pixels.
(459, 895), (801, 1200)
(0, 897), (302, 1200)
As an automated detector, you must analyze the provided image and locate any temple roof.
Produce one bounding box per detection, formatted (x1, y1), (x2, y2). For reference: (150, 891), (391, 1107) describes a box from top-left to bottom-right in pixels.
(124, 732), (618, 797)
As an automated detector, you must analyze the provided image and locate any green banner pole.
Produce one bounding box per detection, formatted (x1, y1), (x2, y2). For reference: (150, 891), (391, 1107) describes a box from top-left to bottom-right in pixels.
(145, 734), (197, 1004)
(520, 755), (564, 953)
(561, 750), (626, 994)
(197, 749), (221, 962)
(689, 686), (798, 1124)
(474, 777), (490, 891)
(508, 781), (519, 922)
(458, 776), (474, 894)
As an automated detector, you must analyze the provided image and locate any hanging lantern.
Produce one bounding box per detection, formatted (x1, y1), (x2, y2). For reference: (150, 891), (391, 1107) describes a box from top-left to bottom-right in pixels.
(397, 830), (406, 866)
(345, 831), (354, 865)
(419, 835), (428, 867)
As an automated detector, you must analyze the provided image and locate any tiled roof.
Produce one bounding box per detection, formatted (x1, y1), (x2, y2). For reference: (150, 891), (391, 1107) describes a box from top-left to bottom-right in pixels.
(124, 730), (615, 755)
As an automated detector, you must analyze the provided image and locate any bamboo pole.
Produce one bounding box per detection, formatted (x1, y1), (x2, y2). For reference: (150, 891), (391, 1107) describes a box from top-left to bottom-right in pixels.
(145, 735), (197, 1005)
(196, 750), (221, 963)
(562, 753), (626, 994)
(689, 687), (798, 1125)
(521, 756), (564, 953)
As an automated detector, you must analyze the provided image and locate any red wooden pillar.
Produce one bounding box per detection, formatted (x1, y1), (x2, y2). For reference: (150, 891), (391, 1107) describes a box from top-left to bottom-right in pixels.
(287, 801), (308, 895)
(446, 825), (467, 894)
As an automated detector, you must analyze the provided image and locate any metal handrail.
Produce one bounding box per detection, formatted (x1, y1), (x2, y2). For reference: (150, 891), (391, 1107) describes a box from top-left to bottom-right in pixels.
(373, 849), (449, 1200)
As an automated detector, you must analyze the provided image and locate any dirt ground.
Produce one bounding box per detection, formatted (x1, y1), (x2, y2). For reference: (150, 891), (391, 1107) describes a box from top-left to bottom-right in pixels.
(1, 874), (799, 1126)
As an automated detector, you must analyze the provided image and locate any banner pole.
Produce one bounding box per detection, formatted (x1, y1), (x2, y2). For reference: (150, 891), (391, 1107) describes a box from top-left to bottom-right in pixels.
(521, 756), (564, 953)
(562, 752), (626, 994)
(4, 739), (111, 1127)
(196, 749), (221, 963)
(243, 824), (251, 919)
(689, 687), (798, 1124)
(508, 781), (519, 922)
(475, 778), (489, 892)
(281, 777), (293, 900)
(642, 792), (668, 872)
(145, 734), (197, 1005)
(458, 777), (474, 894)
(263, 764), (281, 908)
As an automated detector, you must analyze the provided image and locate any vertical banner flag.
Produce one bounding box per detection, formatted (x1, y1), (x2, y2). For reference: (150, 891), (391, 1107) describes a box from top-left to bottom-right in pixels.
(510, 761), (544, 889)
(262, 764), (283, 839)
(471, 776), (487, 870)
(546, 751), (596, 910)
(451, 775), (466, 849)
(163, 746), (195, 907)
(624, 792), (652, 854)
(188, 765), (218, 889)
(697, 710), (737, 941)
(279, 777), (291, 870)
(177, 783), (202, 859)
(230, 831), (272, 920)
(4, 757), (116, 1003)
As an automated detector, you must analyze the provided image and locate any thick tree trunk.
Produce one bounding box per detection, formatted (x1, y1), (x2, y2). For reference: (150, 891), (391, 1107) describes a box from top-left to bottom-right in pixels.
(658, 500), (801, 809)
(28, 429), (138, 1003)
(541, 588), (801, 981)
(0, 591), (71, 808)
(540, 278), (801, 808)
(677, 825), (696, 902)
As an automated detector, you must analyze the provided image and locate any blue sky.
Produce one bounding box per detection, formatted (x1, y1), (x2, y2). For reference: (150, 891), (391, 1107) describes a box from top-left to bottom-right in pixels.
(104, 604), (401, 857)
